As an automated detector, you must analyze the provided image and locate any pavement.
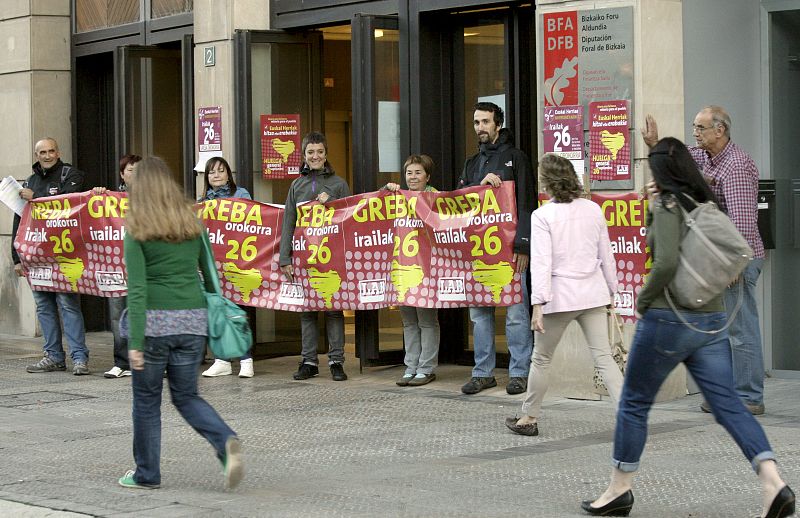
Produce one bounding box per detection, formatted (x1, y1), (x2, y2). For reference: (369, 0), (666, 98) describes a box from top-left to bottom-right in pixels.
(0, 331), (798, 518)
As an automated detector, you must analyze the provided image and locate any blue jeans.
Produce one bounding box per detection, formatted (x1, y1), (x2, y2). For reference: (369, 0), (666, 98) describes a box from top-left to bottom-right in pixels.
(469, 272), (533, 378)
(613, 309), (774, 473)
(725, 259), (764, 406)
(108, 296), (129, 370)
(31, 290), (88, 364)
(131, 334), (236, 486)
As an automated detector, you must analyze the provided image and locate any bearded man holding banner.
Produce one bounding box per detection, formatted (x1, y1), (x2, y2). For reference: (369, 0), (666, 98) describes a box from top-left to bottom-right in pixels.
(12, 137), (91, 375)
(458, 102), (536, 396)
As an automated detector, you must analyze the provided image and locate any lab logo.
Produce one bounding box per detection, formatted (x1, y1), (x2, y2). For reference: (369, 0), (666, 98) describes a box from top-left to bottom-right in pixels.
(95, 271), (127, 292)
(358, 279), (386, 303)
(278, 282), (305, 305)
(437, 276), (466, 301)
(614, 290), (634, 316)
(28, 266), (54, 287)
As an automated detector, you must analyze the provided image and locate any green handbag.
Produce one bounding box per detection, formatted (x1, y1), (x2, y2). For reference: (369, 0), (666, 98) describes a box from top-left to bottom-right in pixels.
(200, 233), (253, 359)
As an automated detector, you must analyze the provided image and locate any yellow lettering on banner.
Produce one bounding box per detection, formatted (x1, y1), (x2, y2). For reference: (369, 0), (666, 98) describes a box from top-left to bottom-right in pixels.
(352, 195), (418, 223)
(198, 199), (263, 225)
(31, 199), (72, 220)
(601, 199), (646, 227)
(218, 199), (231, 220)
(296, 204), (334, 227)
(436, 189), (500, 220)
(87, 195), (128, 219)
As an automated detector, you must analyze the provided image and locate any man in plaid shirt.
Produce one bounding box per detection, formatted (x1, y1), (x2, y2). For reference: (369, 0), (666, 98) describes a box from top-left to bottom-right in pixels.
(643, 107), (766, 416)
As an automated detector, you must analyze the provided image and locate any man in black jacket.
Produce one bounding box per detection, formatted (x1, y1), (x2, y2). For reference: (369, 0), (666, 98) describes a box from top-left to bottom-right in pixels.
(12, 138), (90, 375)
(458, 102), (535, 395)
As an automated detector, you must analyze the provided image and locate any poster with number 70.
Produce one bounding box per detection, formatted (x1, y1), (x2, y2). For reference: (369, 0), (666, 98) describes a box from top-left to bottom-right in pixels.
(543, 105), (585, 183)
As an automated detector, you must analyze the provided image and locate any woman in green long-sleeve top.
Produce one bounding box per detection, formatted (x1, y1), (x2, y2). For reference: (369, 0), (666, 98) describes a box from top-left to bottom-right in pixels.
(118, 157), (243, 491)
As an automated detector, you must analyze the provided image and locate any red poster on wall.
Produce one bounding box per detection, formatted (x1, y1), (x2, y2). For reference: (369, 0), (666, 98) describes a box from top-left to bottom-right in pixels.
(261, 114), (302, 179)
(543, 11), (579, 107)
(198, 106), (222, 153)
(589, 100), (631, 180)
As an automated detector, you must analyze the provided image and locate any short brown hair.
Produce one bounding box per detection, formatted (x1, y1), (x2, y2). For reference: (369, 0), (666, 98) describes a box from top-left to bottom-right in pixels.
(538, 154), (582, 203)
(403, 154), (435, 176)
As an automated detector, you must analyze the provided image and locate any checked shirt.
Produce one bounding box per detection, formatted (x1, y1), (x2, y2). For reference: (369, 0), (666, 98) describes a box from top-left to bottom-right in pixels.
(690, 141), (765, 259)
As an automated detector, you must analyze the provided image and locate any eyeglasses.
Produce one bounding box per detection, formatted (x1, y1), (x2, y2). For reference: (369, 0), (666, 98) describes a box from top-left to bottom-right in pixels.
(691, 124), (716, 133)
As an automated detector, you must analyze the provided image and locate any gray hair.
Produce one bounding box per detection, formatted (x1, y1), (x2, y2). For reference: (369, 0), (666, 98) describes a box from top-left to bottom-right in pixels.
(703, 105), (731, 138)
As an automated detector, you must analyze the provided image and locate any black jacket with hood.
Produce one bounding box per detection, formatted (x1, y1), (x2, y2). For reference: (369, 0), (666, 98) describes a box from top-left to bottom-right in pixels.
(11, 159), (85, 264)
(458, 128), (535, 255)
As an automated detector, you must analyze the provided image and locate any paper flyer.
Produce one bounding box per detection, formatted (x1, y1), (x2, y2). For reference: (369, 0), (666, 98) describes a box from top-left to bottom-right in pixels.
(0, 176), (26, 216)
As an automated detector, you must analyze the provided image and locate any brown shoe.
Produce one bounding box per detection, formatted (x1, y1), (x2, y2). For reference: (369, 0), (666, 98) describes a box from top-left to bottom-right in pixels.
(504, 416), (539, 436)
(408, 373), (436, 386)
(745, 403), (765, 416)
(396, 374), (414, 386)
(461, 376), (496, 394)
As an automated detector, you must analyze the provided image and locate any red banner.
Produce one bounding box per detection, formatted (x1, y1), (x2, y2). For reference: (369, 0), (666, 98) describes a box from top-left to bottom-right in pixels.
(14, 192), (128, 296)
(260, 114), (301, 179)
(197, 198), (284, 307)
(14, 184), (524, 311)
(594, 192), (649, 322)
(275, 183), (523, 311)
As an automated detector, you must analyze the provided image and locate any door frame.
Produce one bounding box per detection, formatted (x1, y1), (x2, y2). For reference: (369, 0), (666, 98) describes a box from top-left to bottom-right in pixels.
(351, 14), (405, 366)
(233, 29), (324, 196)
(760, 0), (800, 378)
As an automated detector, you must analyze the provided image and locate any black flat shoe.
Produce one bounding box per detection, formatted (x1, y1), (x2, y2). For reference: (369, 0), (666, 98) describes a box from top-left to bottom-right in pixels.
(762, 485), (795, 518)
(581, 490), (634, 516)
(504, 416), (539, 436)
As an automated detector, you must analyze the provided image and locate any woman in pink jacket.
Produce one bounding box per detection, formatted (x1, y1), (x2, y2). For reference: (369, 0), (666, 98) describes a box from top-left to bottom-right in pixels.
(505, 154), (622, 437)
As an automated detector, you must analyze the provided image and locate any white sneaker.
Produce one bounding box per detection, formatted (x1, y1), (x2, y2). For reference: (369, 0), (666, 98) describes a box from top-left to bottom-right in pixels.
(202, 359), (232, 377)
(238, 359), (254, 378)
(104, 366), (132, 378)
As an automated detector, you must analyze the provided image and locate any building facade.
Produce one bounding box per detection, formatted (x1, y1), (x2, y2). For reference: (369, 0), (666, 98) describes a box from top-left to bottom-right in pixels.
(1, 0), (798, 386)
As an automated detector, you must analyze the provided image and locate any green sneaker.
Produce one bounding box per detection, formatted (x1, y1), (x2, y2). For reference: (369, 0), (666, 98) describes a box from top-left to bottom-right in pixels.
(118, 469), (159, 489)
(223, 436), (244, 490)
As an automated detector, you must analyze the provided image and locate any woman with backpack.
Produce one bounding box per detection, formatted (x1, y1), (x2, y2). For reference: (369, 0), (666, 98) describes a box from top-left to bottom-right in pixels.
(581, 137), (793, 518)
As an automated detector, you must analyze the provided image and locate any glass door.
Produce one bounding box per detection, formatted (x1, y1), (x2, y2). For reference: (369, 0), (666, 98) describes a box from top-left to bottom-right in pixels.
(351, 14), (404, 366)
(115, 46), (185, 185)
(766, 6), (800, 374)
(234, 30), (324, 358)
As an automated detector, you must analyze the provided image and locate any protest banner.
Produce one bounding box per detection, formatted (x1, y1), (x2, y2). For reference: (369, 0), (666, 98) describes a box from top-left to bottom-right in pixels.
(13, 191), (128, 296)
(14, 183), (525, 311)
(275, 182), (524, 311)
(197, 197), (284, 307)
(593, 192), (649, 321)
